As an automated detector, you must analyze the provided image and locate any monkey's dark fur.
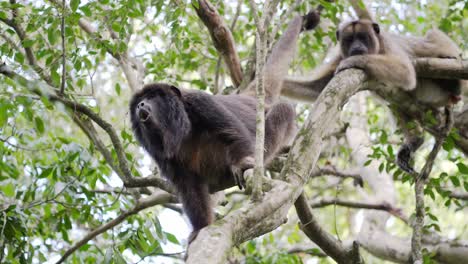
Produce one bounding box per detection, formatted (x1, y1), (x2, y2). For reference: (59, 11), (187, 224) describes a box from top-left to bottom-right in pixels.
(282, 18), (467, 174)
(130, 11), (321, 242)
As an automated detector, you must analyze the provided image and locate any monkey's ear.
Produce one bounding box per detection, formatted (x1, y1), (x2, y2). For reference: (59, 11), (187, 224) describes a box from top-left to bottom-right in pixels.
(372, 23), (380, 34)
(170, 85), (182, 98)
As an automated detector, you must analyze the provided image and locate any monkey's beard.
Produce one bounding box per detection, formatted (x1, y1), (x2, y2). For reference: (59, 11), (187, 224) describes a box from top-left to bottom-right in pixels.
(138, 121), (168, 160)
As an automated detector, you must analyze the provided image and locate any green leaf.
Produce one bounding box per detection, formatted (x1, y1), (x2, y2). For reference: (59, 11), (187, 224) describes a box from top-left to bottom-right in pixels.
(114, 250), (126, 264)
(457, 163), (468, 174)
(22, 39), (34, 48)
(0, 101), (8, 127)
(34, 117), (45, 134)
(47, 26), (57, 45)
(1, 182), (15, 197)
(449, 176), (461, 187)
(115, 83), (121, 96)
(51, 70), (61, 86)
(0, 11), (7, 20)
(80, 5), (92, 17)
(165, 232), (179, 244)
(70, 0), (80, 11)
(380, 131), (388, 144)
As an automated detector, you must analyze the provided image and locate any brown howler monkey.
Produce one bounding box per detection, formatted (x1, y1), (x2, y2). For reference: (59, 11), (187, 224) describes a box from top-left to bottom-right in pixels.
(282, 18), (467, 174)
(129, 11), (321, 242)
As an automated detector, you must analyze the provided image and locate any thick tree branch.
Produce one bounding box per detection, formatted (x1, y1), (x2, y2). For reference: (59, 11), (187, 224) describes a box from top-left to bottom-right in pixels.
(446, 189), (468, 200)
(194, 0), (243, 87)
(415, 58), (468, 79)
(56, 191), (175, 264)
(358, 228), (468, 263)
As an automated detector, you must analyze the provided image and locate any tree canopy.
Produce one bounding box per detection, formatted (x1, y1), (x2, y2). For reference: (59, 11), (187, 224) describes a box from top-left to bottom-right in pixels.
(0, 1), (467, 264)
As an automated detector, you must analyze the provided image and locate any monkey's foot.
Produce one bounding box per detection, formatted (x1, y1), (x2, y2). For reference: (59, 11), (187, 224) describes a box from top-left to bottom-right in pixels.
(302, 10), (320, 31)
(188, 230), (199, 244)
(396, 146), (417, 175)
(232, 167), (246, 190)
(231, 156), (255, 190)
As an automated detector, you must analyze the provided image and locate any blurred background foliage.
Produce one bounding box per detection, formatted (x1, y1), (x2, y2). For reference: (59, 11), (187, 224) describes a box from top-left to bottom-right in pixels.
(0, 0), (467, 263)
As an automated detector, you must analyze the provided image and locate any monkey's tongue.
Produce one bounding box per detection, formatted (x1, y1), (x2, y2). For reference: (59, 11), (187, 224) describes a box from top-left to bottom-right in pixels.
(139, 109), (150, 122)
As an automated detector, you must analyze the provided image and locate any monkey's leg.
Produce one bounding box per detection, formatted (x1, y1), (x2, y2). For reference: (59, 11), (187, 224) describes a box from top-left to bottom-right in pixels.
(395, 111), (424, 174)
(175, 178), (213, 243)
(336, 54), (417, 91)
(420, 29), (462, 59)
(264, 102), (297, 164)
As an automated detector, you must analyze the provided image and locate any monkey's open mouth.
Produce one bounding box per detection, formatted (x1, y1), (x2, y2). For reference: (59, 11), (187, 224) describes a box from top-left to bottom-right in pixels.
(138, 109), (150, 122)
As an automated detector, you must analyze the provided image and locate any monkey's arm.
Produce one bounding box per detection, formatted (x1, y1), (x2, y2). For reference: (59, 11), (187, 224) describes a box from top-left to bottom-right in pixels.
(186, 93), (255, 188)
(336, 54), (417, 91)
(186, 93), (254, 161)
(280, 58), (339, 102)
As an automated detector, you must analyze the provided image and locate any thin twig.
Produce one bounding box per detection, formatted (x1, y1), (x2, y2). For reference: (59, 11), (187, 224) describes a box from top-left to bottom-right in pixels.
(60, 0), (66, 94)
(310, 198), (408, 223)
(411, 107), (454, 263)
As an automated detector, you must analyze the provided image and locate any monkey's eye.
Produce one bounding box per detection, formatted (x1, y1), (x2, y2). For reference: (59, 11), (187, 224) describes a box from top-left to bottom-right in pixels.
(356, 33), (369, 43)
(145, 89), (164, 99)
(343, 36), (354, 43)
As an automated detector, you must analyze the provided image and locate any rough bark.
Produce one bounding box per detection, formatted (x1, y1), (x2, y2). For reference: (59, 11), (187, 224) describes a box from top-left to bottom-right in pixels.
(194, 0), (243, 87)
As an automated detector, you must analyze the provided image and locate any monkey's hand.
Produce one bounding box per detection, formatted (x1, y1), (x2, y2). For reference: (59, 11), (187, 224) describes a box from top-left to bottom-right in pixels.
(302, 10), (321, 31)
(231, 156), (255, 190)
(335, 56), (367, 74)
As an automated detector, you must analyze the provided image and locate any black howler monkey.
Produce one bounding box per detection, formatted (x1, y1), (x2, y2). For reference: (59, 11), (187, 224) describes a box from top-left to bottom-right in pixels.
(130, 11), (321, 242)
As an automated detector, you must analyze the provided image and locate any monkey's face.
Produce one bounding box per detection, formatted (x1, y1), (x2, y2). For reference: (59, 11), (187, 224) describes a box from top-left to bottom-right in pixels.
(337, 20), (380, 58)
(130, 83), (190, 159)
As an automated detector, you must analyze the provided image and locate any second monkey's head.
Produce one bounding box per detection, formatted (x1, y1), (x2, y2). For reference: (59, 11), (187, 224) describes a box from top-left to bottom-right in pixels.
(337, 19), (381, 58)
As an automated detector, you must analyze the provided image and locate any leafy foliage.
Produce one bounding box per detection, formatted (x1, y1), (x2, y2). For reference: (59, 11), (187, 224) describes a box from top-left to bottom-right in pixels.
(0, 0), (466, 263)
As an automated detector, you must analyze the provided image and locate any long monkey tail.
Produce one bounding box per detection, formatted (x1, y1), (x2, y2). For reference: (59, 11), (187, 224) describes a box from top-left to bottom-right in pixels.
(263, 8), (322, 104)
(263, 15), (304, 105)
